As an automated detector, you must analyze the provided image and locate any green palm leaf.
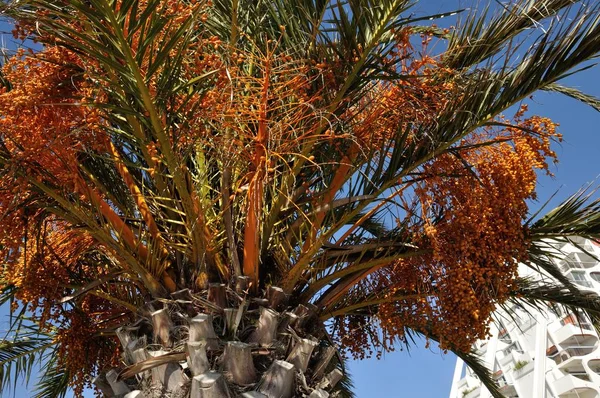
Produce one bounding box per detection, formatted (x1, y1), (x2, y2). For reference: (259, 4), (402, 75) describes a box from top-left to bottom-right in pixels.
(0, 327), (58, 396)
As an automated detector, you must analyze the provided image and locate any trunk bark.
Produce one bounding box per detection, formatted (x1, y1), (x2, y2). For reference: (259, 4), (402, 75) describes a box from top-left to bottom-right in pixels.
(99, 286), (346, 397)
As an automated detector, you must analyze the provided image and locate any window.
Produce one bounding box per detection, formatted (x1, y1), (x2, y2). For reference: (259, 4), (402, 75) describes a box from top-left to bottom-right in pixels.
(570, 270), (587, 281)
(568, 271), (593, 287)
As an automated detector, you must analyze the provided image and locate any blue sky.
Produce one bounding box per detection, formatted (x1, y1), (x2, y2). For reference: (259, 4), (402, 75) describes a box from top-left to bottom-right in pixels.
(2, 1), (600, 397)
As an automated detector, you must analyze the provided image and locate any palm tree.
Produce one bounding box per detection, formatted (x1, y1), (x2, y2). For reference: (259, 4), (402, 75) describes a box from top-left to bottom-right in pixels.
(1, 0), (600, 397)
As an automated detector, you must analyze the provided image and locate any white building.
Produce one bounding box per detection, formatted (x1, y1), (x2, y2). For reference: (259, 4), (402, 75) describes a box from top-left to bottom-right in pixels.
(449, 237), (600, 398)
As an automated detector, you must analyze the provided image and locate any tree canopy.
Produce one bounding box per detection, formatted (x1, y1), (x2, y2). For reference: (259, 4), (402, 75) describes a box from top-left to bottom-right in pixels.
(1, 0), (600, 396)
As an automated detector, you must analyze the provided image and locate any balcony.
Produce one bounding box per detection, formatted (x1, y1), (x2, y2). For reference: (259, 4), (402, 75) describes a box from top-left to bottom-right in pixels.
(560, 262), (584, 274)
(568, 236), (600, 254)
(500, 342), (524, 358)
(588, 359), (600, 376)
(566, 270), (596, 290)
(462, 386), (481, 398)
(550, 346), (598, 365)
(575, 280), (596, 289)
(567, 372), (591, 382)
(554, 322), (598, 347)
(498, 383), (517, 397)
(498, 328), (512, 344)
(552, 374), (599, 398)
(558, 251), (598, 273)
(577, 280), (595, 289)
(491, 372), (517, 397)
(513, 315), (536, 332)
(560, 315), (595, 330)
(575, 251), (598, 268)
(474, 340), (488, 355)
(512, 361), (534, 379)
(559, 355), (585, 372)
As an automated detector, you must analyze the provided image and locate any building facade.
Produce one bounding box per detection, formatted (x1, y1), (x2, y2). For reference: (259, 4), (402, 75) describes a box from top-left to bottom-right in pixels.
(449, 237), (600, 398)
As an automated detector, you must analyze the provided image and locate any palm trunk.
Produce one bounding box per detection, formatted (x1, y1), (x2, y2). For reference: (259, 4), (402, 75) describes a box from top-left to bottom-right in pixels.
(95, 282), (344, 398)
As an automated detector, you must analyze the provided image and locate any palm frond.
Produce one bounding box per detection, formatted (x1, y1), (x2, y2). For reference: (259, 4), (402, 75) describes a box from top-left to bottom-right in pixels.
(509, 277), (600, 326)
(528, 184), (600, 239)
(543, 82), (600, 111)
(525, 239), (577, 292)
(332, 353), (355, 398)
(451, 349), (504, 398)
(0, 327), (57, 395)
(409, 2), (600, 171)
(444, 0), (579, 70)
(31, 351), (69, 398)
(407, 327), (504, 398)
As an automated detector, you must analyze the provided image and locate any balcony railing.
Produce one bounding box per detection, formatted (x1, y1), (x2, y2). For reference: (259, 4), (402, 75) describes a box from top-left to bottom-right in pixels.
(588, 359), (600, 374)
(498, 328), (511, 343)
(574, 280), (595, 289)
(501, 342), (523, 357)
(560, 315), (595, 331)
(560, 262), (587, 273)
(579, 322), (594, 331)
(558, 249), (599, 272)
(548, 346), (597, 365)
(498, 381), (517, 398)
(567, 372), (591, 382)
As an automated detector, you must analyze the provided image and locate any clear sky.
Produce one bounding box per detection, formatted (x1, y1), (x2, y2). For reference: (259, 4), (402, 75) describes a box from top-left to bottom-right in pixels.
(2, 1), (600, 398)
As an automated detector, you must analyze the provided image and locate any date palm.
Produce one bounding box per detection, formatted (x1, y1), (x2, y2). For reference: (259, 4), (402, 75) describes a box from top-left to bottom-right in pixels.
(1, 0), (600, 397)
